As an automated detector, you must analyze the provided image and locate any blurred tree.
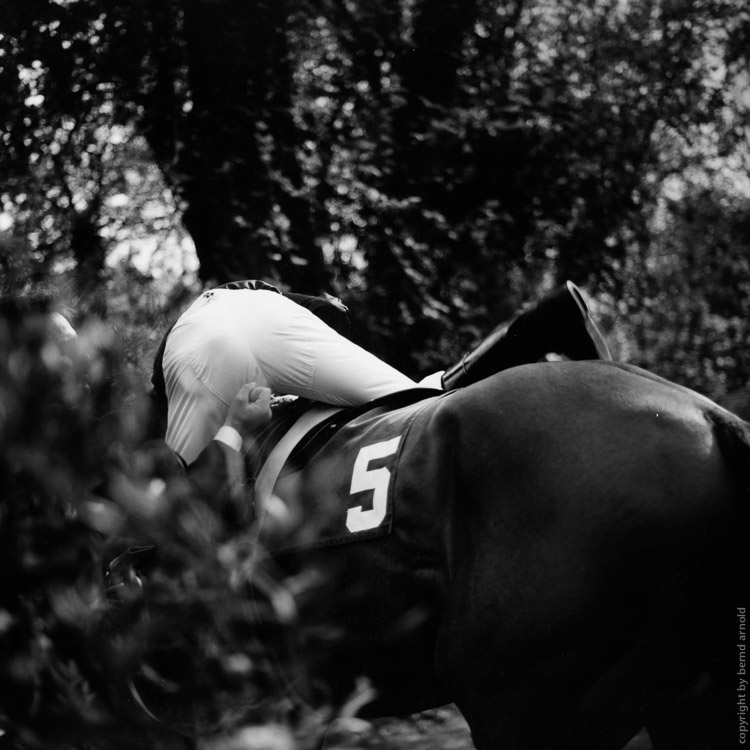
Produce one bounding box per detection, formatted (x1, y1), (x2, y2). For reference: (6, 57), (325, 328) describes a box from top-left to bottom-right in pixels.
(0, 1), (185, 317)
(297, 0), (750, 374)
(0, 309), (317, 749)
(618, 175), (750, 401)
(1, 0), (748, 378)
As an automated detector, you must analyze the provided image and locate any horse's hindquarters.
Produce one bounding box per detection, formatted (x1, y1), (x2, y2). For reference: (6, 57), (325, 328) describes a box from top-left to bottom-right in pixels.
(432, 362), (744, 749)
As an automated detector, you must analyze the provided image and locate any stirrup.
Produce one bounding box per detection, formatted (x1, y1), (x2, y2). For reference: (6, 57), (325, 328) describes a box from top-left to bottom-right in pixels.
(441, 281), (611, 390)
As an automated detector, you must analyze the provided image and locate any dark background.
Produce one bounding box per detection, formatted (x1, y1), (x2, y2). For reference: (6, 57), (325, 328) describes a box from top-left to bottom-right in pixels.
(1, 0), (749, 400)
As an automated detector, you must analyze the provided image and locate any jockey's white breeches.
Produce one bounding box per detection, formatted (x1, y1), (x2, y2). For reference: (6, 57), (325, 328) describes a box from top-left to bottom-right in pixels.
(163, 289), (417, 463)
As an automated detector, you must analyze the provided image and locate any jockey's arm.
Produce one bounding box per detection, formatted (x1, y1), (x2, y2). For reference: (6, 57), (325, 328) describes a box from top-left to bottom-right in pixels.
(215, 383), (273, 453)
(182, 384), (272, 522)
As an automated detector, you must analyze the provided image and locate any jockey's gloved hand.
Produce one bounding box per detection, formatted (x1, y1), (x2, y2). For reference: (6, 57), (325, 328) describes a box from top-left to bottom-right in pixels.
(214, 383), (273, 453)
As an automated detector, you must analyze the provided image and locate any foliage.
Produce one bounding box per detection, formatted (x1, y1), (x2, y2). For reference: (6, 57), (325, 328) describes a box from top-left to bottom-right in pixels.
(1, 0), (749, 382)
(0, 311), (324, 749)
(618, 178), (750, 400)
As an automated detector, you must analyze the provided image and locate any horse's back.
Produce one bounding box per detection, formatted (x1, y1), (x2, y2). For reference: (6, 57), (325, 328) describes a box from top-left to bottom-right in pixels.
(443, 360), (741, 522)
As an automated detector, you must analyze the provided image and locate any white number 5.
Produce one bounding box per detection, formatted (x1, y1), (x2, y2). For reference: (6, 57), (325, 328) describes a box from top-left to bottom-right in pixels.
(346, 436), (402, 532)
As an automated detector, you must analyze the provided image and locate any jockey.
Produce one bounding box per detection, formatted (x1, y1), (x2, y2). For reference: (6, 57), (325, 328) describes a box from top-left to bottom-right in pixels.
(152, 280), (418, 465)
(152, 279), (611, 467)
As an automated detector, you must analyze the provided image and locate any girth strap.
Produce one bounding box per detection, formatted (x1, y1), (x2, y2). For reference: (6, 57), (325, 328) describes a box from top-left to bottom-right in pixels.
(253, 403), (343, 521)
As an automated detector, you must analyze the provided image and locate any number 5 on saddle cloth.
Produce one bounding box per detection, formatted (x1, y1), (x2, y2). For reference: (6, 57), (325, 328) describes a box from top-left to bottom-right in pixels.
(250, 388), (445, 554)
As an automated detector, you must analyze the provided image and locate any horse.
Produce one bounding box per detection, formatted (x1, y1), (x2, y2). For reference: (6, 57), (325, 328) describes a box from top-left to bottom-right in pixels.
(250, 359), (748, 750)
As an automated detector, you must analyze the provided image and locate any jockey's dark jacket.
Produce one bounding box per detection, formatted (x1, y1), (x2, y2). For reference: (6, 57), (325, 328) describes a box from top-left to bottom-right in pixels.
(150, 280), (351, 463)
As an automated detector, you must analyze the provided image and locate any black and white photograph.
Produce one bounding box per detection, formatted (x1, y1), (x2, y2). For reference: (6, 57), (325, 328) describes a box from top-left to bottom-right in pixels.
(1, 1), (748, 748)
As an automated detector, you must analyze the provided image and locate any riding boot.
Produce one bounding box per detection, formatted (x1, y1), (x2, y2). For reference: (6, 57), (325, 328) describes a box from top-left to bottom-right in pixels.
(441, 281), (611, 390)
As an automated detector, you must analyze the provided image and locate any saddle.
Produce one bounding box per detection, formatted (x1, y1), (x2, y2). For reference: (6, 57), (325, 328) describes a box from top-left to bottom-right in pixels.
(441, 281), (611, 389)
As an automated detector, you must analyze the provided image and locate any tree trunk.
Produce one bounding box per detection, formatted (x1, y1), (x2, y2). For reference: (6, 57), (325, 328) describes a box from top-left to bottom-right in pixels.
(135, 0), (328, 290)
(71, 203), (107, 317)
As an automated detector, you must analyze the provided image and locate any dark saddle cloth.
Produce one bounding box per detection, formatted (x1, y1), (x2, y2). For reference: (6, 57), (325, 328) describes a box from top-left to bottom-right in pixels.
(256, 388), (443, 553)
